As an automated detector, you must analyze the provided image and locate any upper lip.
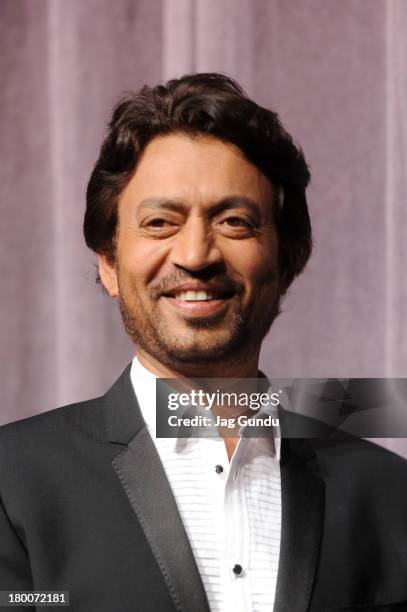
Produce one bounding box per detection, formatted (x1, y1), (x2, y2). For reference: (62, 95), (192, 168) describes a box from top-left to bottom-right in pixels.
(161, 282), (235, 298)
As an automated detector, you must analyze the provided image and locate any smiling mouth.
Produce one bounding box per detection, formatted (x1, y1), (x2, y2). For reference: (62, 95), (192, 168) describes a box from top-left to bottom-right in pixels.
(161, 289), (235, 317)
(161, 286), (235, 302)
(165, 289), (234, 302)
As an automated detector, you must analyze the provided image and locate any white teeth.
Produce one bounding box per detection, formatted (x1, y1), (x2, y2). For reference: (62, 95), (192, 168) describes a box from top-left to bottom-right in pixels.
(176, 290), (214, 301)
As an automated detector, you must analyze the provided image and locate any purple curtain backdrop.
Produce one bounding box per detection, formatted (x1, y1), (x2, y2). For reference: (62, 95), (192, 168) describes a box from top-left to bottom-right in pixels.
(1, 1), (406, 455)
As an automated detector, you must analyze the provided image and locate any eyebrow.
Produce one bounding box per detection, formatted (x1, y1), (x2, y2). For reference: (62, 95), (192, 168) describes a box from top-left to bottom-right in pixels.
(137, 196), (263, 217)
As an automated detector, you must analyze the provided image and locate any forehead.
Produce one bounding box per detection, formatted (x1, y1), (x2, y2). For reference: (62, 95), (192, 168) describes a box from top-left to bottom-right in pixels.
(118, 133), (274, 212)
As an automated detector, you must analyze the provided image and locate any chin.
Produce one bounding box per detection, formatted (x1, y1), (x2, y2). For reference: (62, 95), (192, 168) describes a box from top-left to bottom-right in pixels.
(155, 329), (254, 366)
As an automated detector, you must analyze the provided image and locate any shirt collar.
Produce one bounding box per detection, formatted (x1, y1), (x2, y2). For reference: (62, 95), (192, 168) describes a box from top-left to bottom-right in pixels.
(130, 355), (158, 435)
(130, 355), (280, 461)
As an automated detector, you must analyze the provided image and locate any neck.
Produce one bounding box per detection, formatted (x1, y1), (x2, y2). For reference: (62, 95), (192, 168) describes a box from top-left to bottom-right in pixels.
(136, 346), (261, 379)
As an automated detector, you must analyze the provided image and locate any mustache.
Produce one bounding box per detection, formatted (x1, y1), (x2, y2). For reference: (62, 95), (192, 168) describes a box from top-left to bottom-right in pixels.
(150, 272), (244, 298)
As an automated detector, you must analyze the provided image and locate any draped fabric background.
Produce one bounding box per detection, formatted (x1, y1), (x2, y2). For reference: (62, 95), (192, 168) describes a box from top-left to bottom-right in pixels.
(1, 1), (406, 454)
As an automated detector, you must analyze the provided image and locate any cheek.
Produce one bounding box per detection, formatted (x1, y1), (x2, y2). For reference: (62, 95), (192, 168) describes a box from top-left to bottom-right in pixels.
(224, 241), (279, 285)
(117, 238), (172, 288)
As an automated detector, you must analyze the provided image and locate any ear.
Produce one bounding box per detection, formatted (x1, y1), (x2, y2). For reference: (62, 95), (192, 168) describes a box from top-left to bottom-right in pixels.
(278, 272), (292, 299)
(98, 254), (119, 297)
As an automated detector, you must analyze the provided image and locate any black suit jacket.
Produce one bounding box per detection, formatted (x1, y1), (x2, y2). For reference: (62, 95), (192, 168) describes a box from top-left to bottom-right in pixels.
(1, 366), (407, 611)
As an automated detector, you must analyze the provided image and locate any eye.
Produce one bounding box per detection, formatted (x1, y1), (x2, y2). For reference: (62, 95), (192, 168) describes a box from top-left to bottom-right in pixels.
(141, 215), (180, 238)
(145, 218), (172, 228)
(222, 216), (253, 228)
(215, 214), (258, 239)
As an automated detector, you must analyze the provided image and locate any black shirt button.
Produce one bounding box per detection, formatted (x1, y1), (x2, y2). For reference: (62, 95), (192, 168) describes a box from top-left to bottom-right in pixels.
(215, 464), (224, 474)
(232, 564), (243, 576)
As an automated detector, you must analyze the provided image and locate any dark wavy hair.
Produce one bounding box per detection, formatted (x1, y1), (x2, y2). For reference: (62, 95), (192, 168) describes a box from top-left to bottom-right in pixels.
(84, 72), (312, 288)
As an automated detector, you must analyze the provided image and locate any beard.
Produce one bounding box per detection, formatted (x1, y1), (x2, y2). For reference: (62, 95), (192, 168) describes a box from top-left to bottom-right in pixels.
(118, 275), (282, 371)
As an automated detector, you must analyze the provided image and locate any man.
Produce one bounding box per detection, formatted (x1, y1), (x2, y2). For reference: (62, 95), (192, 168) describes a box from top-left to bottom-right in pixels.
(1, 73), (407, 612)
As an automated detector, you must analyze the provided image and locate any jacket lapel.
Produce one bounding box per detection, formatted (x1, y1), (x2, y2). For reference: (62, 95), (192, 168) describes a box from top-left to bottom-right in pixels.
(104, 366), (210, 612)
(274, 436), (325, 612)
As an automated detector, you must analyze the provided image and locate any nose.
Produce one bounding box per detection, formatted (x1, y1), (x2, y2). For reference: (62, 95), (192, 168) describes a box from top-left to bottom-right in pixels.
(169, 216), (223, 272)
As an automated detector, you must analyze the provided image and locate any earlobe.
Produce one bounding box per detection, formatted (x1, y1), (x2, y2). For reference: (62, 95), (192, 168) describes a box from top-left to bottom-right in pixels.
(98, 254), (119, 297)
(279, 275), (291, 299)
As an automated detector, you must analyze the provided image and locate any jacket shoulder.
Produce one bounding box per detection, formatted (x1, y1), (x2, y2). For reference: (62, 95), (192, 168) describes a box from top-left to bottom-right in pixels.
(313, 435), (407, 467)
(310, 436), (407, 503)
(0, 396), (111, 495)
(0, 396), (108, 471)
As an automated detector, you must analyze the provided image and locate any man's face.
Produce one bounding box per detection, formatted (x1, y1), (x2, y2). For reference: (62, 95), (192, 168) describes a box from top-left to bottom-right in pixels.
(100, 133), (282, 369)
